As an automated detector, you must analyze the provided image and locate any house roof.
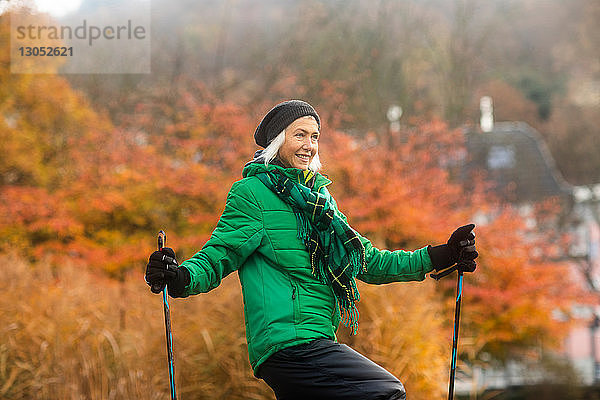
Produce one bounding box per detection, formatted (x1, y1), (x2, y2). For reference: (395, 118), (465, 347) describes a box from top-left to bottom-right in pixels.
(464, 122), (572, 203)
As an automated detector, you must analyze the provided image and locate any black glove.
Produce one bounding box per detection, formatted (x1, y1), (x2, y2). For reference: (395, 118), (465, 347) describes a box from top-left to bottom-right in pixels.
(145, 247), (190, 297)
(428, 224), (478, 273)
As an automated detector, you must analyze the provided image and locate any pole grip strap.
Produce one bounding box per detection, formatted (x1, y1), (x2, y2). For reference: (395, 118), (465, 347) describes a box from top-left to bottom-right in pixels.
(430, 265), (458, 281)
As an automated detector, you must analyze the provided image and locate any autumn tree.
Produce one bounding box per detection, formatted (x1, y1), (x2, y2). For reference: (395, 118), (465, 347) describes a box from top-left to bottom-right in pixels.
(0, 12), (111, 256)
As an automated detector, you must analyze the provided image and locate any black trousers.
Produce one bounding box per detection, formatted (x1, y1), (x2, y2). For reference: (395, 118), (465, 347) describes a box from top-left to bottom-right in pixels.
(258, 339), (406, 400)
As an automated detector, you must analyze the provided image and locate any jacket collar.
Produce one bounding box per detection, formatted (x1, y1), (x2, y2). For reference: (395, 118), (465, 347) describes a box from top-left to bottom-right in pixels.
(242, 162), (331, 190)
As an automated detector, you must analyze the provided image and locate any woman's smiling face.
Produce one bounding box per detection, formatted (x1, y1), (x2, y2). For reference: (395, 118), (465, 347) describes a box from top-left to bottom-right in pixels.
(277, 116), (320, 170)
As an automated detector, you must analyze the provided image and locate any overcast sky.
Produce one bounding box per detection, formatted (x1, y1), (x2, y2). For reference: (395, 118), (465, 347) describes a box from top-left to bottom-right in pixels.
(34, 0), (82, 17)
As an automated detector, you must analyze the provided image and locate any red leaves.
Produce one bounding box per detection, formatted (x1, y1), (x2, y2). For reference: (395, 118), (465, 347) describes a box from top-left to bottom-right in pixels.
(323, 120), (469, 247)
(0, 74), (259, 276)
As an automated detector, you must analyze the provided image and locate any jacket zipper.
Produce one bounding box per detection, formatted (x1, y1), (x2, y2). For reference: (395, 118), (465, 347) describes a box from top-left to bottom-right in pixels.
(291, 285), (297, 300)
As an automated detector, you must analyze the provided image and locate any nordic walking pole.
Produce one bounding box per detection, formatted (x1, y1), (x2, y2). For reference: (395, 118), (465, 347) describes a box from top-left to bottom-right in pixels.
(447, 269), (464, 400)
(156, 230), (177, 400)
(430, 239), (472, 400)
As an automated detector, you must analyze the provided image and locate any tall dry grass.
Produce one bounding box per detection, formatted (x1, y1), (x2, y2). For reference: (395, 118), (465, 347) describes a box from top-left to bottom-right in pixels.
(0, 255), (272, 399)
(1, 255), (447, 399)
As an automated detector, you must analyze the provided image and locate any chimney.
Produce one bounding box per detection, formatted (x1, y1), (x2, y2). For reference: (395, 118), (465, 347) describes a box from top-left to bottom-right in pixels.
(480, 96), (494, 132)
(387, 105), (403, 133)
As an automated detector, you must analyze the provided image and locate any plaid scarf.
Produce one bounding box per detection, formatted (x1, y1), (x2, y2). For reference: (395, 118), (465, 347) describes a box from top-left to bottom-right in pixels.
(256, 169), (366, 335)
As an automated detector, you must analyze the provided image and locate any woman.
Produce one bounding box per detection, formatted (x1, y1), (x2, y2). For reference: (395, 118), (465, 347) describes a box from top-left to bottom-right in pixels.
(145, 100), (478, 400)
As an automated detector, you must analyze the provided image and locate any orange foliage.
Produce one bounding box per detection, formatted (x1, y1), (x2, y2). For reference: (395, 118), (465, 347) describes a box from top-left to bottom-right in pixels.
(322, 121), (472, 248)
(464, 210), (582, 361)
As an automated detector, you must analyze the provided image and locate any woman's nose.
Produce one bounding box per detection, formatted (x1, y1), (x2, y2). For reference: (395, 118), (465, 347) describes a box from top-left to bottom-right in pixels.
(302, 136), (313, 148)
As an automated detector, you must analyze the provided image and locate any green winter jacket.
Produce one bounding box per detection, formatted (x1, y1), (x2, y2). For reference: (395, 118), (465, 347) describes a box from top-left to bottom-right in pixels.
(180, 163), (434, 376)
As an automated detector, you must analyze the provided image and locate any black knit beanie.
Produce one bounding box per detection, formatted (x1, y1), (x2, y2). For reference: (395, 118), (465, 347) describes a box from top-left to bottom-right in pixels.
(254, 100), (321, 148)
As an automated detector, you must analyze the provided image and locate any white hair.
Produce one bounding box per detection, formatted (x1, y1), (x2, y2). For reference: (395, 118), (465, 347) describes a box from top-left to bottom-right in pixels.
(262, 118), (322, 172)
(262, 130), (286, 165)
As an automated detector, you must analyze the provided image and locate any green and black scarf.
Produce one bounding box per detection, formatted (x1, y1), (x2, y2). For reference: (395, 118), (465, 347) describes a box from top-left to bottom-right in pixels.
(256, 168), (367, 335)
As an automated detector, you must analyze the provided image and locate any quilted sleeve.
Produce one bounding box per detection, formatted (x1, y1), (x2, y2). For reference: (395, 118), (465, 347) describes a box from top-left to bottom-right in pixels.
(179, 180), (264, 296)
(356, 241), (434, 284)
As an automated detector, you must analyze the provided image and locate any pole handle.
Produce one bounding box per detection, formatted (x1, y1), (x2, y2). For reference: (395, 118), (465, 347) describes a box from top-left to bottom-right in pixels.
(151, 230), (167, 293)
(158, 230), (166, 251)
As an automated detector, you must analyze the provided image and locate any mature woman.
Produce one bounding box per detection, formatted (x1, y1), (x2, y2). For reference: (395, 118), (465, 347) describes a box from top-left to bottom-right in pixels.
(145, 100), (478, 400)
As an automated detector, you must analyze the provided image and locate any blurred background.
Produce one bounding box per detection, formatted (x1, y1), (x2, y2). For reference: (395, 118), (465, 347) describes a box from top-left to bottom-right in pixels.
(0, 0), (599, 399)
